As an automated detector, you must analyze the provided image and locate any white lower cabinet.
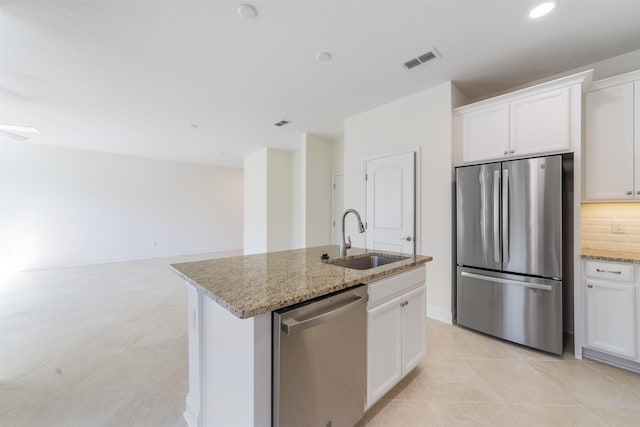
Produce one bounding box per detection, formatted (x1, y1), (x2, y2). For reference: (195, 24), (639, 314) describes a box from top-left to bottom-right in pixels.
(366, 266), (426, 409)
(586, 279), (636, 359)
(584, 260), (639, 361)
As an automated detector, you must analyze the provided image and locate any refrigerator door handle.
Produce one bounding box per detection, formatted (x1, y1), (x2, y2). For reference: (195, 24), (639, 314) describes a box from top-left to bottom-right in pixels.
(460, 271), (553, 291)
(493, 170), (500, 263)
(502, 169), (510, 264)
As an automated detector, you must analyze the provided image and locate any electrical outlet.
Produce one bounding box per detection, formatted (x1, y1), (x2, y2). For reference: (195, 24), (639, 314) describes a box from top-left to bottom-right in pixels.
(612, 219), (625, 233)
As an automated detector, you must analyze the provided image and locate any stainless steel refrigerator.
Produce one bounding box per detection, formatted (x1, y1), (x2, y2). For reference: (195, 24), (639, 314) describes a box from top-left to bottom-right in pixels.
(456, 155), (565, 355)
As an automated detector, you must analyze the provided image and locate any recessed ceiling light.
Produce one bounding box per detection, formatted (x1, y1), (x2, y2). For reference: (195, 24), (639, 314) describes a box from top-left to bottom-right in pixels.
(316, 52), (332, 62)
(238, 4), (258, 19)
(529, 2), (556, 19)
(190, 124), (199, 128)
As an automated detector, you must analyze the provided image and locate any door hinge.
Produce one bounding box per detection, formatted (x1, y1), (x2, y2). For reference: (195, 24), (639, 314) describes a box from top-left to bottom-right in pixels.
(333, 221), (335, 227)
(333, 183), (335, 189)
(365, 222), (368, 229)
(365, 174), (368, 181)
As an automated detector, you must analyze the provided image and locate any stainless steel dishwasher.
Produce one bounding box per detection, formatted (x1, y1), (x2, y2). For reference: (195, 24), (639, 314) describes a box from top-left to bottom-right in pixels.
(272, 284), (368, 427)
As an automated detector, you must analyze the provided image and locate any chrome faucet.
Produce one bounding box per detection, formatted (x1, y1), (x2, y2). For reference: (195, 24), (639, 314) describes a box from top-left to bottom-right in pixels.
(340, 209), (366, 257)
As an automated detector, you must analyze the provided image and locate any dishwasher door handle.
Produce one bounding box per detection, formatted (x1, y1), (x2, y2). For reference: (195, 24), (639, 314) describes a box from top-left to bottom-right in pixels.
(281, 293), (369, 335)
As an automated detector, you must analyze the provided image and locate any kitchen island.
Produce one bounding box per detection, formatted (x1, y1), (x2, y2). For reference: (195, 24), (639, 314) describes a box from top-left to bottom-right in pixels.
(171, 245), (432, 427)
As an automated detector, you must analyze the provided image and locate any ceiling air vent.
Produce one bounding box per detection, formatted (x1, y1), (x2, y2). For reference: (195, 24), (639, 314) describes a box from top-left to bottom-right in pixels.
(274, 120), (289, 127)
(403, 48), (440, 70)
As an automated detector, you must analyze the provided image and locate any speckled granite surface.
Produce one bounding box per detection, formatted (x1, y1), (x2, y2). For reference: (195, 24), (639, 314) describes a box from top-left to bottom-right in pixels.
(171, 245), (432, 319)
(581, 248), (640, 264)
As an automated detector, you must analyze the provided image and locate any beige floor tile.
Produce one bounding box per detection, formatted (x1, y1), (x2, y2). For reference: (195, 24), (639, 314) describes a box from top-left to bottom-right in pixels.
(587, 407), (640, 427)
(585, 359), (640, 390)
(383, 371), (425, 401)
(0, 347), (66, 385)
(468, 359), (579, 405)
(428, 401), (525, 427)
(104, 392), (187, 427)
(509, 404), (605, 427)
(361, 400), (439, 426)
(6, 349), (120, 394)
(0, 389), (57, 427)
(528, 360), (640, 409)
(23, 390), (134, 427)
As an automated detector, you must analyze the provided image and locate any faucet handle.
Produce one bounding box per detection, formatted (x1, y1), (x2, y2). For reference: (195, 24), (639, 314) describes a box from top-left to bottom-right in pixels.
(346, 236), (352, 249)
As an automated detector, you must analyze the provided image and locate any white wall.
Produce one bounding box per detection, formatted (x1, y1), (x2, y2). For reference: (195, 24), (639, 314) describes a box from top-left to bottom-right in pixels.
(304, 134), (332, 247)
(1, 140), (243, 271)
(331, 136), (344, 174)
(244, 148), (291, 254)
(266, 149), (291, 252)
(344, 81), (456, 323)
(244, 149), (268, 255)
(288, 134), (333, 249)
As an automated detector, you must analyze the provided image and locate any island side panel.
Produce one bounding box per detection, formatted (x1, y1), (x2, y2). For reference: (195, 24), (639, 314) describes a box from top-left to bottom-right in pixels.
(185, 282), (271, 427)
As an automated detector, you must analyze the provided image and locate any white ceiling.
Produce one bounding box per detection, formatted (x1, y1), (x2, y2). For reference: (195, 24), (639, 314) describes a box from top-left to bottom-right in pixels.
(1, 0), (640, 167)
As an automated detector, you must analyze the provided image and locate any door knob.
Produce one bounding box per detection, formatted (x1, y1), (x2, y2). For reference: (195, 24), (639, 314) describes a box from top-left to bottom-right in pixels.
(400, 236), (412, 242)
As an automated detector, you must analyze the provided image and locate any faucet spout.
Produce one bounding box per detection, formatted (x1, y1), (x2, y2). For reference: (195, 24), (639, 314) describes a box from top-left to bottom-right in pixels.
(340, 209), (365, 257)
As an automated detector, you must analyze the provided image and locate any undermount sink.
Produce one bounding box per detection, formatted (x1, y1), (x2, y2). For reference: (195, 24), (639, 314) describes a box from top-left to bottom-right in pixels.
(327, 253), (410, 270)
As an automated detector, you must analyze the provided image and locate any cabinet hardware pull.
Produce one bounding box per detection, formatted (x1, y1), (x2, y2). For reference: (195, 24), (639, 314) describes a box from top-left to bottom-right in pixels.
(626, 191), (633, 195)
(400, 236), (412, 242)
(596, 268), (622, 274)
(587, 285), (593, 288)
(510, 149), (515, 154)
(637, 191), (640, 195)
(503, 150), (508, 155)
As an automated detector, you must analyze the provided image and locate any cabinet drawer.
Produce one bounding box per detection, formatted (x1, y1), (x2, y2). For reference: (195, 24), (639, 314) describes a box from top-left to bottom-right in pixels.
(585, 261), (634, 282)
(368, 265), (426, 308)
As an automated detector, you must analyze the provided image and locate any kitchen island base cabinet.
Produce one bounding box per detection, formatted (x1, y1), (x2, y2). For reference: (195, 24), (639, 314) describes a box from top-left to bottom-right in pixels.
(366, 266), (426, 409)
(184, 283), (271, 427)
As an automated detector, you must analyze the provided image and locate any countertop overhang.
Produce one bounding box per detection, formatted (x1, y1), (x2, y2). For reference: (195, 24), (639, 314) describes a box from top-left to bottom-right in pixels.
(581, 248), (640, 264)
(171, 245), (433, 319)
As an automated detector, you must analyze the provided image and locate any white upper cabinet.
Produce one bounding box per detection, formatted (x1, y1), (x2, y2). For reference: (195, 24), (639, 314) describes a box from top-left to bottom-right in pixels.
(461, 104), (510, 163)
(510, 87), (570, 157)
(454, 71), (588, 165)
(584, 82), (635, 201)
(583, 71), (640, 201)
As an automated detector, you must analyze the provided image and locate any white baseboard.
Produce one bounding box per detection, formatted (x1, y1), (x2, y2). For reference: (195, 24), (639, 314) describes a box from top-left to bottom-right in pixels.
(183, 393), (198, 427)
(426, 305), (452, 324)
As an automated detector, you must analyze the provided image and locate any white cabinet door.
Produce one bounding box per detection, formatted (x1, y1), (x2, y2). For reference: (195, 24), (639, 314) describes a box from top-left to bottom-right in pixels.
(510, 87), (571, 157)
(401, 286), (426, 374)
(461, 104), (510, 163)
(366, 295), (403, 409)
(584, 82), (635, 200)
(586, 279), (636, 359)
(635, 82), (640, 198)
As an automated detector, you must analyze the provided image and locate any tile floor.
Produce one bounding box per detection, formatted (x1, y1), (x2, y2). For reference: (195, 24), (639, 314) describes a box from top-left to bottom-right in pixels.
(2, 253), (640, 426)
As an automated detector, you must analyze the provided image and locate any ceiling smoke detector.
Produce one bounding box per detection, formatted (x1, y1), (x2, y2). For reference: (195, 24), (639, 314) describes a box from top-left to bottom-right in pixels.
(238, 4), (258, 19)
(274, 120), (289, 127)
(403, 48), (441, 70)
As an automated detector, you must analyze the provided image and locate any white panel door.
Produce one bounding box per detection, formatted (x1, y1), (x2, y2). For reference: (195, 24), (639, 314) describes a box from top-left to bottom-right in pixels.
(366, 295), (403, 409)
(583, 82), (635, 200)
(510, 87), (571, 157)
(586, 279), (636, 359)
(332, 174), (344, 245)
(365, 152), (415, 254)
(401, 285), (426, 374)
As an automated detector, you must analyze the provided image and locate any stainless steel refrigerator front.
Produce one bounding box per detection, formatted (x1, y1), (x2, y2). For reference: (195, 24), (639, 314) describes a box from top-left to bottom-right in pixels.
(456, 155), (563, 354)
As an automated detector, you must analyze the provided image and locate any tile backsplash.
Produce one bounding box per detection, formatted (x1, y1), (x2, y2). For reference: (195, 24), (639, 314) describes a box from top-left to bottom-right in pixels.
(581, 203), (640, 253)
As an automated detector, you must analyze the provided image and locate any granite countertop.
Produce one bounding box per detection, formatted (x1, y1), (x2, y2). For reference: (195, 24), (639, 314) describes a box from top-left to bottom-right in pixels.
(171, 245), (433, 319)
(581, 248), (640, 264)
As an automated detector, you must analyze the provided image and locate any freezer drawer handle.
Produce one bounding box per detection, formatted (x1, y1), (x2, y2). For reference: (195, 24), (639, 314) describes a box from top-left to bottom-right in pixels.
(460, 271), (553, 291)
(595, 268), (621, 275)
(281, 293), (369, 335)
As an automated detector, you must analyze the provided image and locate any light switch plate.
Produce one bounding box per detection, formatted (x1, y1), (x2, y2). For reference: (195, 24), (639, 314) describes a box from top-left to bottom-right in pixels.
(612, 219), (626, 233)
